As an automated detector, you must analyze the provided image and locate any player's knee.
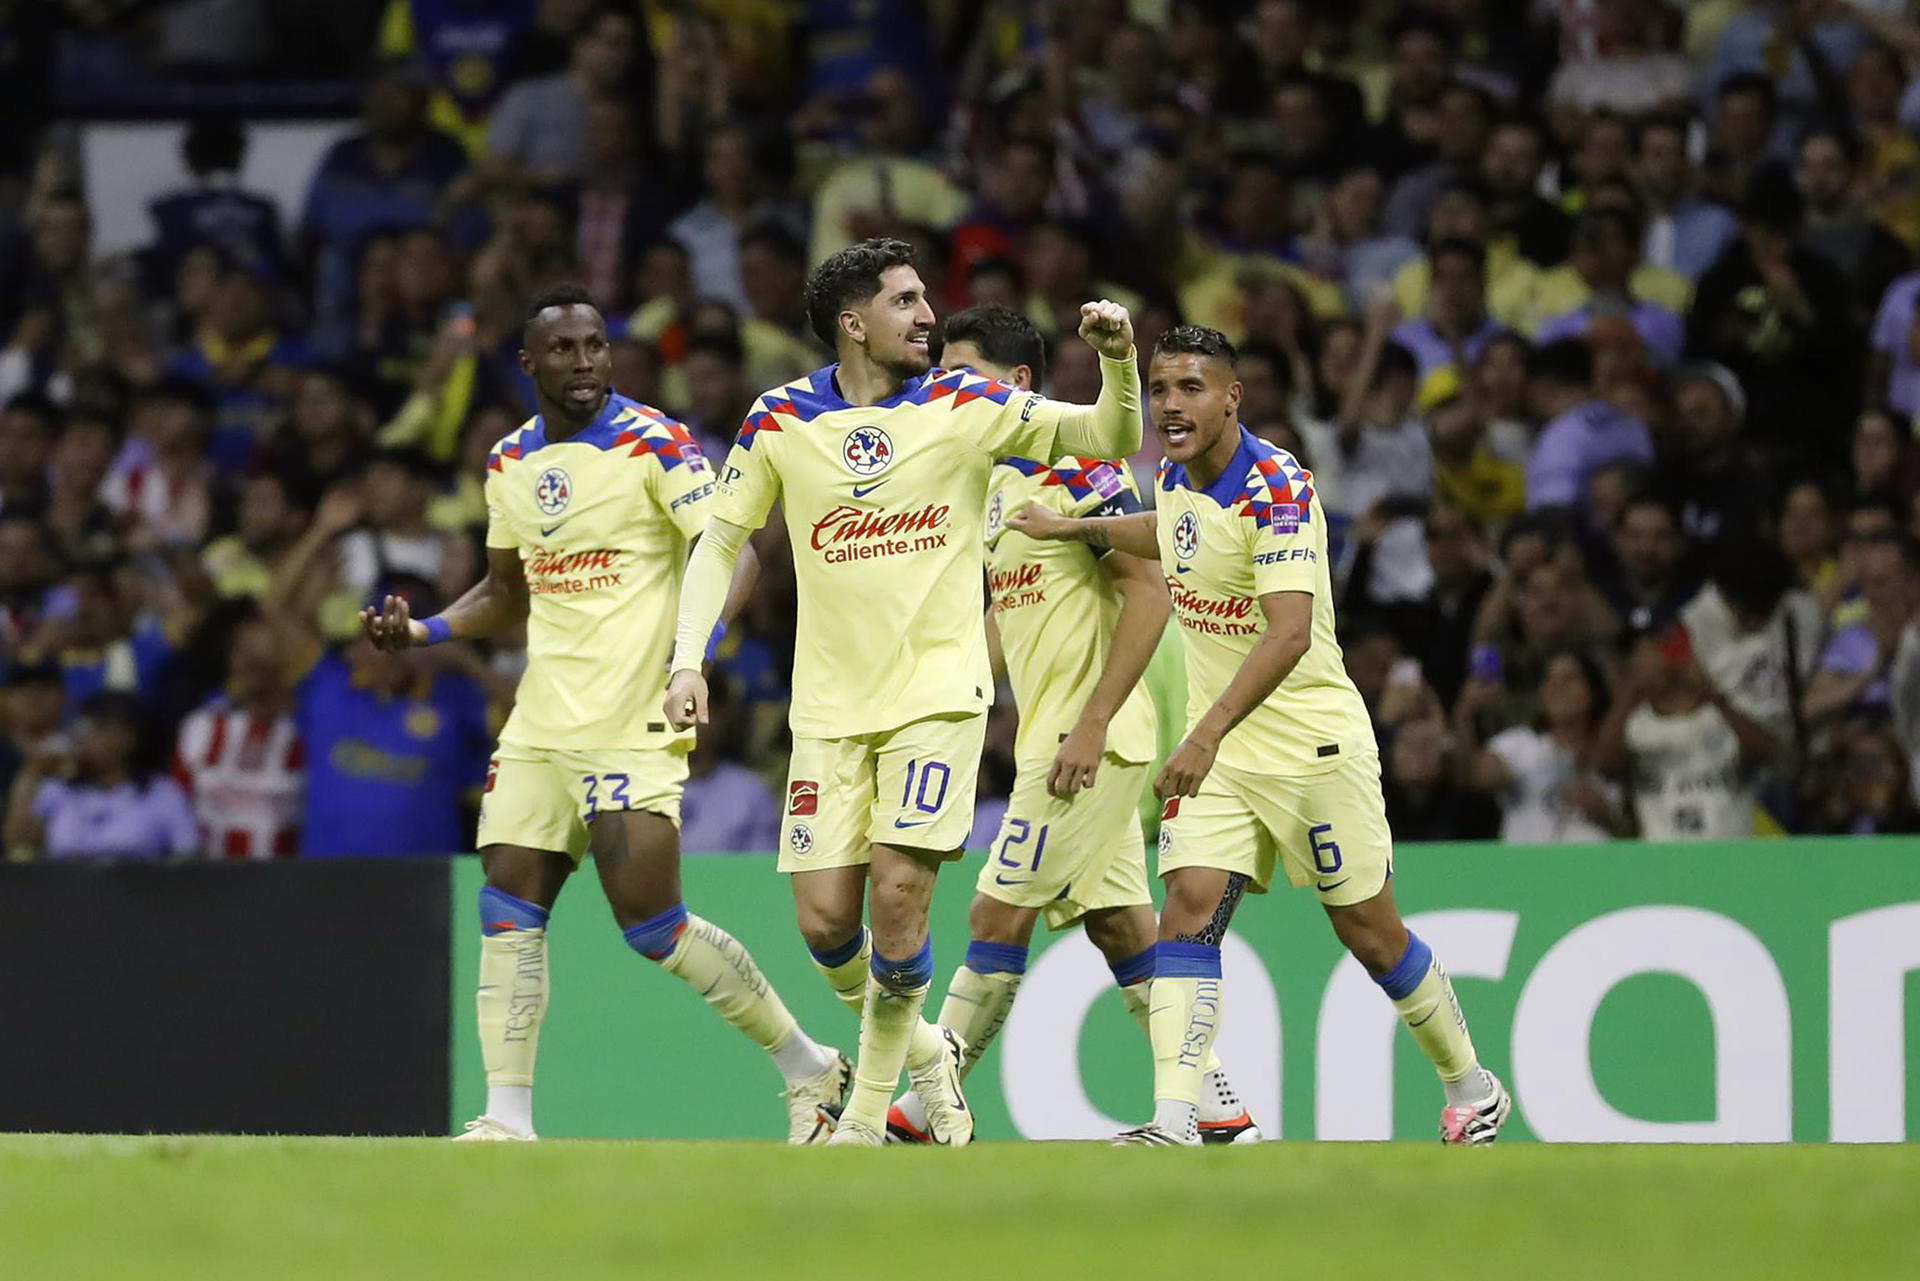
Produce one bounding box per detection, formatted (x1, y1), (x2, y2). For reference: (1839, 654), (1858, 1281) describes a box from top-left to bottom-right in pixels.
(479, 885), (549, 935)
(867, 877), (928, 940)
(967, 893), (1033, 947)
(795, 901), (862, 956)
(622, 902), (688, 962)
(1330, 911), (1407, 975)
(1083, 907), (1153, 961)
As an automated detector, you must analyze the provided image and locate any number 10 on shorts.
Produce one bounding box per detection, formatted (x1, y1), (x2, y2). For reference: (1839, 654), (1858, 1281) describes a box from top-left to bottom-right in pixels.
(901, 759), (951, 814)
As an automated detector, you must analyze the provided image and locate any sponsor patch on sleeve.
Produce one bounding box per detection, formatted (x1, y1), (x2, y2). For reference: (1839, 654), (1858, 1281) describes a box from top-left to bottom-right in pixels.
(1088, 462), (1124, 499)
(1271, 503), (1302, 534)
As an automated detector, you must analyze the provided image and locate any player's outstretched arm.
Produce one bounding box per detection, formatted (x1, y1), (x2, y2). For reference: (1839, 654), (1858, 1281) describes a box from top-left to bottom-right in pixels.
(361, 546), (528, 650)
(1005, 502), (1160, 559)
(1157, 590), (1312, 798)
(665, 516), (754, 728)
(1051, 550), (1172, 797)
(1047, 300), (1143, 457)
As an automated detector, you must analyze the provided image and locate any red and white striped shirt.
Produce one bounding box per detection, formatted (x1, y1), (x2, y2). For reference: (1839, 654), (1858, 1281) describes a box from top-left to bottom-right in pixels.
(173, 701), (305, 859)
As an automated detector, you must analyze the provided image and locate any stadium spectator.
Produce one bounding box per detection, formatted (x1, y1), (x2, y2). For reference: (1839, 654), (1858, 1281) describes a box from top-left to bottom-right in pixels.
(1383, 80), (1495, 243)
(1545, 0), (1691, 126)
(172, 606), (304, 859)
(1800, 714), (1920, 833)
(1803, 534), (1920, 725)
(569, 95), (673, 315)
(102, 380), (215, 555)
(483, 2), (639, 188)
(146, 116), (285, 289)
(0, 391), (58, 518)
(1794, 125), (1911, 332)
(1481, 115), (1573, 267)
(669, 122), (802, 313)
(301, 59), (471, 355)
(332, 450), (450, 614)
(679, 672), (779, 855)
(1594, 629), (1776, 840)
(3, 690), (198, 861)
(1633, 115), (1739, 281)
(1524, 201), (1688, 367)
(1382, 711), (1500, 841)
(0, 658), (68, 839)
(1595, 495), (1700, 642)
(809, 65), (969, 271)
(1458, 646), (1625, 841)
(1660, 363), (1773, 547)
(1391, 238), (1501, 380)
(1523, 338), (1654, 515)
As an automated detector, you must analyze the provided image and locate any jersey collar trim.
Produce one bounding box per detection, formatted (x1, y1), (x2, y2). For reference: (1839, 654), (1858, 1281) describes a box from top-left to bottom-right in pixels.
(526, 393), (637, 454)
(1162, 425), (1260, 505)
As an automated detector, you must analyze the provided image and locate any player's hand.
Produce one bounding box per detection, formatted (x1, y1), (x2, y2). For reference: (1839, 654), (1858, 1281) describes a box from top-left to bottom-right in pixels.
(1048, 720), (1107, 797)
(360, 594), (428, 651)
(1077, 299), (1135, 360)
(1004, 501), (1075, 542)
(664, 668), (709, 730)
(1155, 733), (1218, 799)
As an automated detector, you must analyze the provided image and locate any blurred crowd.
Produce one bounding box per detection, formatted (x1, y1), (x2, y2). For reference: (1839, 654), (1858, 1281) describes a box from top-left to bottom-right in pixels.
(4, 0), (1920, 860)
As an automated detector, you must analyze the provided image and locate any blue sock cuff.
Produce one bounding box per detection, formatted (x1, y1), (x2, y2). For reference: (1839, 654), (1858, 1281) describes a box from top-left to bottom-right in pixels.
(623, 903), (689, 960)
(1108, 945), (1156, 987)
(808, 927), (867, 970)
(479, 886), (549, 935)
(1154, 940), (1222, 979)
(1376, 932), (1434, 1000)
(872, 938), (934, 992)
(964, 940), (1029, 975)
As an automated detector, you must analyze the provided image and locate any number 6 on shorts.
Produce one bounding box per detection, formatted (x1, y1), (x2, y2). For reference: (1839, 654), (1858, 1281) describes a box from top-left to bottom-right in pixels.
(1308, 823), (1342, 874)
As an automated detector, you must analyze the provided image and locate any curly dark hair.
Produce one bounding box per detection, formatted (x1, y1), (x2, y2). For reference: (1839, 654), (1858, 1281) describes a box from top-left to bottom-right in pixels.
(802, 237), (917, 348)
(939, 306), (1047, 384)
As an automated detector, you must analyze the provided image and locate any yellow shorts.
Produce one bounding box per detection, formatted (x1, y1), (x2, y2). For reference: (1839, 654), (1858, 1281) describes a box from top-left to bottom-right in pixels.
(778, 712), (986, 872)
(977, 755), (1153, 931)
(1155, 752), (1391, 908)
(477, 744), (689, 862)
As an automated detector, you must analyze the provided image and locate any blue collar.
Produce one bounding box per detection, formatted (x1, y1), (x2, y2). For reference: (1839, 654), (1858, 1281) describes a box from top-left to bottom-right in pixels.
(526, 392), (627, 453)
(820, 364), (932, 411)
(1165, 426), (1260, 506)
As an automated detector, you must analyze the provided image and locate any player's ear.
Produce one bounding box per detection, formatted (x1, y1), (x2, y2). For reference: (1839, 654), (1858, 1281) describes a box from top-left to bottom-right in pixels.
(1014, 364), (1034, 391)
(839, 308), (865, 345)
(1225, 378), (1244, 418)
(518, 347), (534, 377)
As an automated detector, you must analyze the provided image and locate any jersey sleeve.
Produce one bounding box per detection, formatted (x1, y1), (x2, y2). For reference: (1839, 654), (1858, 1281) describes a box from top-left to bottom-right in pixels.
(483, 460), (516, 551)
(1054, 457), (1145, 554)
(636, 419), (719, 541)
(709, 411), (783, 529)
(1243, 459), (1323, 596)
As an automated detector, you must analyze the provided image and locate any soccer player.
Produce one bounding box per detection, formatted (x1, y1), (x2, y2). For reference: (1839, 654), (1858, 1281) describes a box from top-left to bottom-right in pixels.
(362, 285), (849, 1143)
(1009, 325), (1511, 1146)
(886, 306), (1259, 1145)
(664, 239), (1144, 1146)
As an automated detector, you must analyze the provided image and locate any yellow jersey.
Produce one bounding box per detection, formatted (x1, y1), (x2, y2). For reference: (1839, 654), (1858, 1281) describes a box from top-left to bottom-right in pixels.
(1155, 426), (1376, 775)
(485, 392), (715, 752)
(985, 456), (1157, 766)
(712, 363), (1122, 739)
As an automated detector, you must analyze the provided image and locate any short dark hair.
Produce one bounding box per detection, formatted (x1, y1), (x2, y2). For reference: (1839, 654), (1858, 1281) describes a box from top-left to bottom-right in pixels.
(940, 306), (1047, 384)
(524, 282), (599, 331)
(1528, 337), (1594, 388)
(1429, 236), (1487, 274)
(1799, 122), (1864, 167)
(1153, 325), (1238, 367)
(685, 330), (745, 368)
(802, 237), (917, 348)
(1717, 71), (1779, 115)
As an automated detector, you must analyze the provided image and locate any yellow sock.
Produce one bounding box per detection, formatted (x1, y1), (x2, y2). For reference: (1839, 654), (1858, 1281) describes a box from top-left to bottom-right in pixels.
(477, 928), (547, 1088)
(937, 965), (1022, 1079)
(809, 928), (871, 1017)
(1119, 980), (1222, 1077)
(1391, 961), (1479, 1083)
(841, 973), (931, 1130)
(655, 913), (801, 1054)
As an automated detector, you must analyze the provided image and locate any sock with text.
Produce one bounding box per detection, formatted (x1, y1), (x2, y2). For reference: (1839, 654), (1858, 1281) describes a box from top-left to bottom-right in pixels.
(1374, 932), (1490, 1105)
(1147, 941), (1222, 1141)
(936, 940), (1027, 1078)
(475, 886), (549, 1133)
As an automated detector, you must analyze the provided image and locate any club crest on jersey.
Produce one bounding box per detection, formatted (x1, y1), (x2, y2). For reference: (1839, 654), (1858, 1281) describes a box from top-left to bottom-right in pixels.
(788, 824), (814, 854)
(985, 489), (1004, 540)
(535, 466), (573, 515)
(842, 426), (894, 475)
(1172, 511), (1200, 560)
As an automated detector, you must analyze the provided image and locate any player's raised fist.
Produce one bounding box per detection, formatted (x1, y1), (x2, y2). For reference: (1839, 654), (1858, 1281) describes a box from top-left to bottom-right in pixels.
(1004, 500), (1074, 542)
(360, 593), (428, 651)
(664, 668), (710, 730)
(1077, 299), (1135, 359)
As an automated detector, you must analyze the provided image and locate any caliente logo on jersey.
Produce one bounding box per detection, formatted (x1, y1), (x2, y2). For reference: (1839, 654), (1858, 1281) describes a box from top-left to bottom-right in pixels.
(1172, 510), (1200, 560)
(842, 426), (894, 475)
(535, 466), (572, 515)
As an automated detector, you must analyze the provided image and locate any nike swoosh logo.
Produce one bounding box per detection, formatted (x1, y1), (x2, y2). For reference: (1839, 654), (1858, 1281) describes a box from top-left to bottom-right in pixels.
(893, 817), (933, 829)
(1316, 877), (1350, 893)
(993, 874), (1029, 887)
(1174, 565), (1192, 574)
(853, 479), (890, 498)
(541, 525), (562, 537)
(1408, 1009), (1437, 1028)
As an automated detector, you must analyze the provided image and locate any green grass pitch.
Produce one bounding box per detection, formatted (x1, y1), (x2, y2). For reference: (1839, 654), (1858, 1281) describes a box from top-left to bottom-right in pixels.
(4, 1136), (1914, 1280)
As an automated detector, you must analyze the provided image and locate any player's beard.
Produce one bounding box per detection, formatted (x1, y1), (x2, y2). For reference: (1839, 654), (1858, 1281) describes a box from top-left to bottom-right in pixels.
(877, 329), (933, 380)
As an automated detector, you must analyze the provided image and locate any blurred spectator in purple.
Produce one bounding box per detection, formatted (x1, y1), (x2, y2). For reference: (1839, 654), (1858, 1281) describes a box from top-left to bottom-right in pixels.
(1391, 237), (1502, 379)
(679, 672), (779, 854)
(1802, 534), (1918, 724)
(1531, 205), (1687, 367)
(1634, 115), (1739, 281)
(3, 690), (197, 861)
(1524, 338), (1654, 514)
